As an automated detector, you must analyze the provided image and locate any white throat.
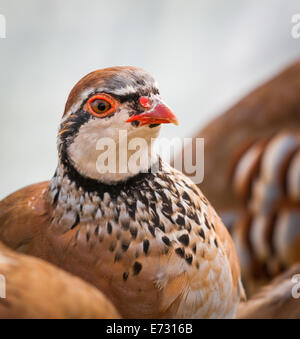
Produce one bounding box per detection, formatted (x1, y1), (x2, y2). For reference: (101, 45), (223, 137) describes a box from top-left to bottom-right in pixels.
(67, 122), (161, 184)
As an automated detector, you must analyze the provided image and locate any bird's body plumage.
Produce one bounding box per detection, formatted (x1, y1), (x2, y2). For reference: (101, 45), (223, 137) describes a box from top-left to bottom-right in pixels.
(0, 160), (242, 318)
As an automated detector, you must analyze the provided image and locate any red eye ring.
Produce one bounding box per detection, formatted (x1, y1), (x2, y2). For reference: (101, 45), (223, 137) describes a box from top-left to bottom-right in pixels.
(86, 93), (118, 118)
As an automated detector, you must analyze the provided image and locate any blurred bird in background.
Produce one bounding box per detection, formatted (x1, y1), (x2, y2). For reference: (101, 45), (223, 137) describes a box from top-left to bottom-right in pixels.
(174, 61), (300, 296)
(237, 263), (300, 319)
(0, 241), (120, 319)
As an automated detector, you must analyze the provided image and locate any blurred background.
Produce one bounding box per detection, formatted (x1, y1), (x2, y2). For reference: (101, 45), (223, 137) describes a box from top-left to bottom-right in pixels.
(0, 0), (300, 199)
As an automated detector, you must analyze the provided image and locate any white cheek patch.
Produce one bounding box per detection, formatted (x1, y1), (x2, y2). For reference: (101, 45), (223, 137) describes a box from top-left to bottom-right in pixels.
(68, 109), (130, 177)
(67, 108), (161, 184)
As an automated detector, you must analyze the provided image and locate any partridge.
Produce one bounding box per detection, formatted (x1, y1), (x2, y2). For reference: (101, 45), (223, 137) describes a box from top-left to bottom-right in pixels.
(174, 60), (300, 295)
(0, 241), (120, 319)
(0, 66), (243, 318)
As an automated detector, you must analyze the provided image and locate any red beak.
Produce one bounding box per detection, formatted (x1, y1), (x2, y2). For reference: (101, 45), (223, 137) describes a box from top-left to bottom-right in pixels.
(126, 103), (179, 127)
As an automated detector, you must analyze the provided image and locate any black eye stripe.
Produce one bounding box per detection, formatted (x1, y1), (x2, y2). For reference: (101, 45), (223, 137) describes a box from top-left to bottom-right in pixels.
(114, 92), (140, 103)
(60, 110), (91, 141)
(114, 88), (159, 103)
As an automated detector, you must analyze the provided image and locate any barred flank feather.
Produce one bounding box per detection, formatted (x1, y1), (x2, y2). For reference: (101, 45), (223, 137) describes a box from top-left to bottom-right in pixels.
(229, 132), (300, 294)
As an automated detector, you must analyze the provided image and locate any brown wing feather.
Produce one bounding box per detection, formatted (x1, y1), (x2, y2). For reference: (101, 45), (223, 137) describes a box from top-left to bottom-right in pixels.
(0, 182), (51, 253)
(0, 241), (120, 319)
(237, 264), (300, 319)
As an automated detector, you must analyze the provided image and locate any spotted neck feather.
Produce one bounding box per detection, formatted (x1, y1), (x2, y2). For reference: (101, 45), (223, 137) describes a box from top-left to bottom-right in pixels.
(47, 155), (211, 251)
(47, 158), (164, 231)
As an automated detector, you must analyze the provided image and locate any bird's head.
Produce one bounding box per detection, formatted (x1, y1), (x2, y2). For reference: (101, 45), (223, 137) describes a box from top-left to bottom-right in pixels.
(58, 66), (178, 184)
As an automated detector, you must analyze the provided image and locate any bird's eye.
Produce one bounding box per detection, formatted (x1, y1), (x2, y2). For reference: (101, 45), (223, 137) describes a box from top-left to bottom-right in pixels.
(91, 99), (111, 114)
(86, 94), (117, 118)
